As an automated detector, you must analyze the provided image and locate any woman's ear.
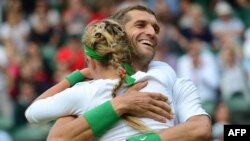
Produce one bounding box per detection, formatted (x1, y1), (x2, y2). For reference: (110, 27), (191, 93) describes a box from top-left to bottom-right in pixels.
(85, 56), (90, 67)
(86, 56), (96, 70)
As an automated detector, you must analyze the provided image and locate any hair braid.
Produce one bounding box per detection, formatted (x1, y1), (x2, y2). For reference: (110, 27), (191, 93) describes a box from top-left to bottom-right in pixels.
(123, 115), (151, 132)
(110, 53), (125, 98)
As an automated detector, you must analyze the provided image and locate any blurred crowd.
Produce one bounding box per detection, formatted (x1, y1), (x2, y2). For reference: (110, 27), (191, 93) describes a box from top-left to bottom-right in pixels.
(0, 0), (250, 141)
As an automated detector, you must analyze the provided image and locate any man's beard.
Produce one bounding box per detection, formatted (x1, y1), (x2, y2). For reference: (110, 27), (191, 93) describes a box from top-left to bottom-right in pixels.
(131, 48), (154, 71)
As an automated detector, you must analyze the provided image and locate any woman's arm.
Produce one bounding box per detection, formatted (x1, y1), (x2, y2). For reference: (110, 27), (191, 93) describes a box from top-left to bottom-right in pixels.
(25, 83), (92, 123)
(34, 69), (92, 101)
(34, 79), (70, 101)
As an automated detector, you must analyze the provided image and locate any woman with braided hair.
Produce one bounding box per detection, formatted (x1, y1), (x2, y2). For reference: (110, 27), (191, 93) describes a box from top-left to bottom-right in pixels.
(25, 19), (176, 141)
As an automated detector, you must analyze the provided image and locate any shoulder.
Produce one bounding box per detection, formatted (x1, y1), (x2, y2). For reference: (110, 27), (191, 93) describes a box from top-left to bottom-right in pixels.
(149, 61), (171, 68)
(147, 61), (177, 87)
(174, 78), (197, 90)
(173, 78), (198, 99)
(149, 61), (176, 74)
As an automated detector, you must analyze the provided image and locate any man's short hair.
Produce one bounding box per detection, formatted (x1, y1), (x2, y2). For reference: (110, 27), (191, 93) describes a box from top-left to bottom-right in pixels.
(110, 5), (156, 26)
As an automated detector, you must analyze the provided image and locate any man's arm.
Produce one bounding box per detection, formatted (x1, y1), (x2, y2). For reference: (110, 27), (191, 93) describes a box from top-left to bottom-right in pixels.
(125, 78), (211, 141)
(159, 78), (212, 141)
(159, 115), (211, 141)
(47, 116), (93, 141)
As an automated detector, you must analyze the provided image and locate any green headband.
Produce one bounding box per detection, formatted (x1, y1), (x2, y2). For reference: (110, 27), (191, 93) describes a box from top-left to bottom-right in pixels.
(83, 45), (135, 86)
(84, 45), (109, 60)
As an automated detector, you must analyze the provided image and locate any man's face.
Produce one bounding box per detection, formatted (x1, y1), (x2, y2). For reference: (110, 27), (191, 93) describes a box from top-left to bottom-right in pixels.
(124, 10), (159, 65)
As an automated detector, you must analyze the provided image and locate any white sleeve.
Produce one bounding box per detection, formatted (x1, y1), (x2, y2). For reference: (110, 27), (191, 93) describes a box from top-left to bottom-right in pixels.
(173, 78), (209, 124)
(148, 61), (176, 87)
(25, 82), (93, 124)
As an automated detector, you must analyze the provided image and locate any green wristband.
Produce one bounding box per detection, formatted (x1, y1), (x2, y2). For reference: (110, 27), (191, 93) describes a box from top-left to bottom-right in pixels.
(65, 70), (85, 86)
(126, 132), (162, 141)
(83, 101), (120, 137)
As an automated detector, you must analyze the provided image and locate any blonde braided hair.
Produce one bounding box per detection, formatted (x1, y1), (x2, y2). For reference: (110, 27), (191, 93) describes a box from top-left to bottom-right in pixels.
(82, 19), (149, 132)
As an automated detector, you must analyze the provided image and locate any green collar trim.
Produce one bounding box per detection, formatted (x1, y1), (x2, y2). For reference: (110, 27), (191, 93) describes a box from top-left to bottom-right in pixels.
(122, 63), (134, 76)
(122, 63), (135, 86)
(124, 74), (135, 86)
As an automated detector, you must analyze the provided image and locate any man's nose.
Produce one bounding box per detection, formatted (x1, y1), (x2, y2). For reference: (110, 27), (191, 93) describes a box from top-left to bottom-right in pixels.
(145, 25), (156, 36)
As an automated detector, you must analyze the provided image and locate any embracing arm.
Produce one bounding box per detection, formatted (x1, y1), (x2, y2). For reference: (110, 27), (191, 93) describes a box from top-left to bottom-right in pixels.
(158, 78), (212, 141)
(124, 76), (211, 141)
(34, 79), (70, 101)
(25, 69), (91, 123)
(25, 81), (94, 123)
(47, 97), (127, 141)
(159, 115), (211, 141)
(47, 116), (93, 141)
(34, 69), (91, 101)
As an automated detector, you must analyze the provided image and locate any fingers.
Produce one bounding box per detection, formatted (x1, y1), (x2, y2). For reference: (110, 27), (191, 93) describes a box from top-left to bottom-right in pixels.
(150, 100), (173, 120)
(125, 81), (148, 93)
(142, 93), (173, 120)
(143, 111), (167, 123)
(146, 93), (168, 102)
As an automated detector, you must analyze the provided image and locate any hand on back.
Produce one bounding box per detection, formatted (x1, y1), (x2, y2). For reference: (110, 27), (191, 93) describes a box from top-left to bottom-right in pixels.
(111, 81), (173, 123)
